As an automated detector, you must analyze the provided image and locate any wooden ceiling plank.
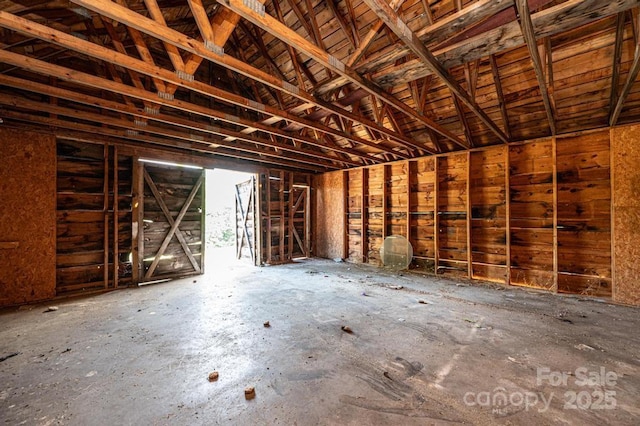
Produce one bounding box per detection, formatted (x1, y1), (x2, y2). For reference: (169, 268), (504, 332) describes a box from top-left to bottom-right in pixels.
(284, 0), (317, 44)
(0, 11), (397, 158)
(0, 53), (381, 164)
(317, 0), (511, 96)
(489, 54), (512, 141)
(369, 0), (639, 89)
(515, 0), (556, 136)
(611, 11), (640, 125)
(326, 0), (357, 51)
(609, 12), (626, 122)
(272, 0), (306, 89)
(215, 0), (457, 151)
(452, 94), (474, 148)
(346, 0), (406, 68)
(67, 0), (419, 154)
(362, 0), (506, 144)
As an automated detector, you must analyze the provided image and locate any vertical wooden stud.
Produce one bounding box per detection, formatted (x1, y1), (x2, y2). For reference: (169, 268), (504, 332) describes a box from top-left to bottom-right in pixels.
(434, 157), (439, 275)
(279, 171), (285, 262)
(343, 170), (349, 260)
(288, 172), (294, 261)
(382, 165), (388, 239)
(103, 144), (110, 289)
(199, 169), (206, 274)
(254, 175), (262, 266)
(505, 145), (511, 286)
(113, 146), (119, 289)
(361, 168), (368, 263)
(406, 160), (413, 242)
(266, 172), (272, 263)
(552, 136), (558, 292)
(131, 158), (141, 285)
(466, 151), (473, 279)
(609, 129), (616, 300)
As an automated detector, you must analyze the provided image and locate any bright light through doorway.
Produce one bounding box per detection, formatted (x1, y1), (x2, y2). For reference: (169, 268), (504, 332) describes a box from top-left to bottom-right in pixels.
(205, 169), (254, 267)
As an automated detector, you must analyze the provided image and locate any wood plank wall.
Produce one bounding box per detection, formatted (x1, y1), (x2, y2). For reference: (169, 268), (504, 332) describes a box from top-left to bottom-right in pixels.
(336, 129), (622, 300)
(56, 140), (133, 295)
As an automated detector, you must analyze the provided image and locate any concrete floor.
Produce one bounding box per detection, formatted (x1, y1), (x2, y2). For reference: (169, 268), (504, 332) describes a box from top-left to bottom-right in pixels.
(1, 252), (639, 425)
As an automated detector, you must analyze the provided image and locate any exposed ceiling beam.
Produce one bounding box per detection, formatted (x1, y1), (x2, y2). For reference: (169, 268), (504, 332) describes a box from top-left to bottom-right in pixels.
(362, 0), (508, 144)
(515, 0), (556, 135)
(1, 108), (326, 171)
(611, 11), (640, 125)
(609, 12), (626, 123)
(0, 94), (345, 169)
(316, 0), (513, 96)
(214, 0), (462, 150)
(356, 0), (640, 90)
(0, 11), (402, 159)
(346, 0), (406, 68)
(489, 55), (512, 140)
(0, 49), (384, 165)
(66, 0), (425, 155)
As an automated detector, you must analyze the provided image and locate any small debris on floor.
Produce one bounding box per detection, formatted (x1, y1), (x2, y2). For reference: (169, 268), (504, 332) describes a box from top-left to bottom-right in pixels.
(333, 258), (344, 263)
(208, 371), (219, 382)
(305, 270), (318, 275)
(575, 343), (595, 351)
(0, 352), (20, 363)
(418, 299), (428, 304)
(341, 325), (352, 333)
(463, 318), (475, 323)
(244, 386), (256, 400)
(383, 371), (392, 380)
(361, 292), (369, 297)
(43, 306), (58, 313)
(61, 348), (71, 354)
(263, 321), (270, 328)
(387, 285), (403, 290)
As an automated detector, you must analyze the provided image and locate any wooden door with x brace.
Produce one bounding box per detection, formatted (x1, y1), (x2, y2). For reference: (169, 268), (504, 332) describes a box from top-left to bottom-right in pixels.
(138, 162), (205, 282)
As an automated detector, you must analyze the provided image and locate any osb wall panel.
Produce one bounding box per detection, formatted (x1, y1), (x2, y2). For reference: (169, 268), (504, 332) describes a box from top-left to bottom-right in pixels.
(612, 125), (640, 306)
(0, 128), (56, 307)
(313, 171), (345, 260)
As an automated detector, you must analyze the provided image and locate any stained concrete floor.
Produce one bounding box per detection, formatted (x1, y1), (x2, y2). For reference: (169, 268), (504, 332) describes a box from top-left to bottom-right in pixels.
(1, 251), (640, 425)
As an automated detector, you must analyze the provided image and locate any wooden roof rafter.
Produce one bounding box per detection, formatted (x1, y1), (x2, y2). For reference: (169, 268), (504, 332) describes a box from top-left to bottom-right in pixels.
(362, 0), (508, 145)
(68, 0), (425, 157)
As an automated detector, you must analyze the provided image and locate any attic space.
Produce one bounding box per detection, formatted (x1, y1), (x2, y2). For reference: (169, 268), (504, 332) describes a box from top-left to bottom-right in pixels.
(1, 0), (640, 424)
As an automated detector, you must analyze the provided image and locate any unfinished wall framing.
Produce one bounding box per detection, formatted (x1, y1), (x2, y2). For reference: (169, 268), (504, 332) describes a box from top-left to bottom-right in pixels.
(328, 128), (623, 301)
(259, 170), (312, 265)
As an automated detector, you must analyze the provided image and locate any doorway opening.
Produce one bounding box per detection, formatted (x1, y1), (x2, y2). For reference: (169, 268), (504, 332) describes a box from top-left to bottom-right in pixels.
(204, 169), (255, 268)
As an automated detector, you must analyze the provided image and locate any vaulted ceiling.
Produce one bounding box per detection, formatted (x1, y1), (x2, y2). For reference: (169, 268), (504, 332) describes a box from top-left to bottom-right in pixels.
(0, 0), (639, 172)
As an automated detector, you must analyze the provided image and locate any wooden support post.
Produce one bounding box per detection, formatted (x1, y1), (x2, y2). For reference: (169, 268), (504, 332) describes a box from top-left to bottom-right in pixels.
(609, 129), (616, 300)
(343, 170), (349, 260)
(552, 136), (558, 292)
(305, 182), (311, 258)
(382, 165), (388, 239)
(505, 145), (511, 286)
(434, 158), (439, 275)
(251, 174), (264, 266)
(131, 158), (142, 284)
(466, 151), (473, 279)
(113, 146), (119, 289)
(279, 171), (285, 262)
(200, 169), (206, 274)
(361, 168), (368, 263)
(266, 173), (272, 263)
(288, 172), (294, 261)
(103, 144), (110, 289)
(406, 160), (412, 241)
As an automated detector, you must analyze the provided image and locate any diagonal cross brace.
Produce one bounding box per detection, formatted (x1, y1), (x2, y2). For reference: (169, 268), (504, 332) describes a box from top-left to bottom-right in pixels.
(144, 169), (203, 278)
